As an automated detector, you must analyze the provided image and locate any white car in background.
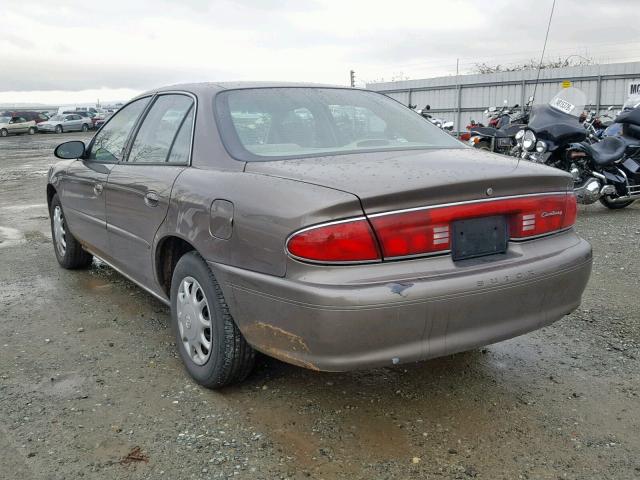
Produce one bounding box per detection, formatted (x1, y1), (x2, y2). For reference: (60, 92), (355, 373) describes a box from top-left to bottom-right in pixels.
(0, 115), (37, 137)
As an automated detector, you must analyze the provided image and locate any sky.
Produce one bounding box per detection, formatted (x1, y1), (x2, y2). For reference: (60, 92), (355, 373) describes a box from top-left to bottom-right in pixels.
(1, 0), (639, 105)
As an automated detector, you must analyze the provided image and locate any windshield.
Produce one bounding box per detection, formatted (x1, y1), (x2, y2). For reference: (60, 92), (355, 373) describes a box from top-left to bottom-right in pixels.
(548, 87), (586, 118)
(215, 88), (462, 161)
(50, 115), (64, 121)
(0, 116), (10, 123)
(622, 94), (640, 111)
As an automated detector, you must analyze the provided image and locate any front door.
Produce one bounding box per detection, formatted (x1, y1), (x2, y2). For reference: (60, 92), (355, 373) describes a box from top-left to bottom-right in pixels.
(105, 93), (195, 285)
(61, 96), (151, 258)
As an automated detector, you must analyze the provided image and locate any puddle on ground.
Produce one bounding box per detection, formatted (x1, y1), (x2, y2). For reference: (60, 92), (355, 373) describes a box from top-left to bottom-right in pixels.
(0, 226), (25, 249)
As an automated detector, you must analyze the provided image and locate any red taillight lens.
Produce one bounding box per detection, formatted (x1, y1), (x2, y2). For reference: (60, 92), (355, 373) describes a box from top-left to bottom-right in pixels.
(369, 193), (576, 259)
(509, 193), (577, 239)
(286, 218), (381, 263)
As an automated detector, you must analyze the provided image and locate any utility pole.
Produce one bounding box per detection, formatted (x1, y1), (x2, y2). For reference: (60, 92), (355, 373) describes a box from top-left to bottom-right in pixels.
(350, 70), (355, 88)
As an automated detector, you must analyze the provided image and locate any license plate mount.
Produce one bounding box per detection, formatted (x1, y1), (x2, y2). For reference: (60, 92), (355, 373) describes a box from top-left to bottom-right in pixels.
(452, 215), (508, 261)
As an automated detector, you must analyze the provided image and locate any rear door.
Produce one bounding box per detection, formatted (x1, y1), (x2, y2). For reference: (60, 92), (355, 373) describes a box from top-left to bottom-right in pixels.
(68, 114), (83, 131)
(105, 93), (195, 285)
(60, 97), (151, 257)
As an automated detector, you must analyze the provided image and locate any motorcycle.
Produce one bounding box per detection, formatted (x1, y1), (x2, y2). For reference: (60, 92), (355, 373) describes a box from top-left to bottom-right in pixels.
(418, 105), (455, 133)
(468, 98), (533, 154)
(514, 87), (640, 209)
(581, 106), (616, 143)
(459, 119), (485, 142)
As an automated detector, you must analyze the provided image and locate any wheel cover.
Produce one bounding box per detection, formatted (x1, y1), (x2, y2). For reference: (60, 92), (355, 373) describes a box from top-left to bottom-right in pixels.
(177, 276), (213, 366)
(53, 206), (67, 257)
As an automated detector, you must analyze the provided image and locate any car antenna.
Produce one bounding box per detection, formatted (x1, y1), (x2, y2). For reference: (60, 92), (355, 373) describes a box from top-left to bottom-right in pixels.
(531, 0), (556, 105)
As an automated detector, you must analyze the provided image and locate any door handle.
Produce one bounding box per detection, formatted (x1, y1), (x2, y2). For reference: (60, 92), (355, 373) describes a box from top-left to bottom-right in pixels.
(93, 183), (103, 195)
(144, 192), (160, 207)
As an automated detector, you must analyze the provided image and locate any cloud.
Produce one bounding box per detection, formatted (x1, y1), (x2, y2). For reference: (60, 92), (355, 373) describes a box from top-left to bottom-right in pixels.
(0, 0), (639, 103)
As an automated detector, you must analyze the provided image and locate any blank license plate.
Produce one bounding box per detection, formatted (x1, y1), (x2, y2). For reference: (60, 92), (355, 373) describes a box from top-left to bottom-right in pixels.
(452, 215), (508, 261)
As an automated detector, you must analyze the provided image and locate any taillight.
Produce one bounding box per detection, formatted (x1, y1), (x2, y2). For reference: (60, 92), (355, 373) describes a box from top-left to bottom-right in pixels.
(287, 193), (576, 264)
(370, 193), (576, 258)
(509, 193), (577, 239)
(286, 218), (381, 263)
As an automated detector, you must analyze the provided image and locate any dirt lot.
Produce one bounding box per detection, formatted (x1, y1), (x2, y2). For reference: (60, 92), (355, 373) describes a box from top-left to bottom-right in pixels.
(0, 132), (639, 480)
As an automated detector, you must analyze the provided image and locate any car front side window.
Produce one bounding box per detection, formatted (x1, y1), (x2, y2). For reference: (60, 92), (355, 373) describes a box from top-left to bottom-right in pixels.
(126, 94), (194, 164)
(88, 97), (150, 163)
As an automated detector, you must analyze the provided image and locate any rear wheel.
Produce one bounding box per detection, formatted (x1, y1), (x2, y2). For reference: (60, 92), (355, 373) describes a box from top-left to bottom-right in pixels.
(81, 124), (89, 132)
(475, 141), (491, 151)
(599, 196), (634, 209)
(49, 194), (93, 269)
(28, 127), (36, 135)
(170, 252), (255, 388)
(55, 125), (63, 134)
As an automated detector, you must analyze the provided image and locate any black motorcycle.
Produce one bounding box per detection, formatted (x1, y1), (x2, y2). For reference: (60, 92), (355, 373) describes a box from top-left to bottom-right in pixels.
(468, 98), (533, 154)
(514, 87), (640, 209)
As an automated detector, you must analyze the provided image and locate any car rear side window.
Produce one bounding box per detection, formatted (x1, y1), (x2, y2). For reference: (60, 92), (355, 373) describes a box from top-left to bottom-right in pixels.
(88, 97), (150, 163)
(127, 94), (194, 164)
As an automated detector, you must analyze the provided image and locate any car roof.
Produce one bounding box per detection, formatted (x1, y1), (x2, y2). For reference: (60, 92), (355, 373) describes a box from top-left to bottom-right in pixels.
(138, 81), (356, 98)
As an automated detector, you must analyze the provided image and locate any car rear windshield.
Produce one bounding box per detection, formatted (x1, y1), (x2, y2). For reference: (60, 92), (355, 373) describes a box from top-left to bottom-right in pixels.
(214, 87), (463, 161)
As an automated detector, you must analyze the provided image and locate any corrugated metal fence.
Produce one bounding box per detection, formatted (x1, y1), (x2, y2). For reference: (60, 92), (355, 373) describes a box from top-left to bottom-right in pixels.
(367, 61), (640, 134)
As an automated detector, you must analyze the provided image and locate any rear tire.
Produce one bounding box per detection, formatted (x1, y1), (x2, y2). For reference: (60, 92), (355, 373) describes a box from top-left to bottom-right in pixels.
(28, 127), (36, 135)
(170, 252), (255, 388)
(81, 124), (89, 132)
(475, 141), (491, 151)
(49, 194), (93, 269)
(55, 125), (63, 134)
(599, 196), (634, 209)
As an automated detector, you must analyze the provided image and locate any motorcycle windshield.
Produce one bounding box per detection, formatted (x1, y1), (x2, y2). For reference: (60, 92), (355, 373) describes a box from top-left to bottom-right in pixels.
(548, 87), (586, 117)
(527, 88), (587, 147)
(622, 94), (640, 111)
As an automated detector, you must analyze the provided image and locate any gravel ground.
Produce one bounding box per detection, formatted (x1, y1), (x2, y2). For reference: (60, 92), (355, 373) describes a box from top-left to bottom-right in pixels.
(0, 132), (639, 480)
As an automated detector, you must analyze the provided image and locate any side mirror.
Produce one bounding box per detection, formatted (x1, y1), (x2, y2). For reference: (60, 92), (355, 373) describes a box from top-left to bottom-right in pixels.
(55, 140), (86, 159)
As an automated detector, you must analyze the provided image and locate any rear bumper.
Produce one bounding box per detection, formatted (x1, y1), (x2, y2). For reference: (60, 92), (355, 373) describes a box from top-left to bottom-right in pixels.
(210, 231), (592, 371)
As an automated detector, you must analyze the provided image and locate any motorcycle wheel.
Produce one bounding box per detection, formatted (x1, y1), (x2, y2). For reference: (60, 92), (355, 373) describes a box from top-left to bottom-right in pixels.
(599, 196), (634, 209)
(474, 141), (491, 151)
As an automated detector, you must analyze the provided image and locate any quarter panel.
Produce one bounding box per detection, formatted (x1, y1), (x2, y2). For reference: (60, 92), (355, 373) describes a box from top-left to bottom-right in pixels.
(158, 168), (364, 278)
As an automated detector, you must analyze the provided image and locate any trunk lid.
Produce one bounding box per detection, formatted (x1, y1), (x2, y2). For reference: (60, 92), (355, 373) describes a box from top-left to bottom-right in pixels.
(245, 148), (572, 214)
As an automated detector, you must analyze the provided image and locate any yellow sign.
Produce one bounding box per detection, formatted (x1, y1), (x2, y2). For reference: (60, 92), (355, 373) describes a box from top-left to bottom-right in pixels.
(561, 80), (572, 89)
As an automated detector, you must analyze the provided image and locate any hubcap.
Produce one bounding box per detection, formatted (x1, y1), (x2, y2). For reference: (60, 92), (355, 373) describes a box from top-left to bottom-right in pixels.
(53, 206), (67, 257)
(177, 276), (212, 366)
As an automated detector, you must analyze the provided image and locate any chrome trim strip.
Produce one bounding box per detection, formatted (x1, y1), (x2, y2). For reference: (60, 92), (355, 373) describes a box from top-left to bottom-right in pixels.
(367, 191), (569, 218)
(509, 227), (573, 242)
(383, 250), (452, 261)
(85, 249), (170, 306)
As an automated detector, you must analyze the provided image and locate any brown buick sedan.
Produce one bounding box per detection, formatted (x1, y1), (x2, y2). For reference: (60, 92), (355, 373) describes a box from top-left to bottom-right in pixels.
(47, 83), (592, 388)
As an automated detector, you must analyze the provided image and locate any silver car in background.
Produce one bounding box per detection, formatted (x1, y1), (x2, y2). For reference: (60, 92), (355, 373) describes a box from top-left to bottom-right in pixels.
(37, 114), (91, 134)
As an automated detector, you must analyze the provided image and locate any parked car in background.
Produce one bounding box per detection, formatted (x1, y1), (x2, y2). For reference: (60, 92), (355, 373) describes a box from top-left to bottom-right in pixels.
(37, 114), (91, 133)
(0, 115), (37, 136)
(63, 110), (97, 129)
(47, 83), (592, 388)
(93, 112), (113, 130)
(1, 110), (49, 124)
